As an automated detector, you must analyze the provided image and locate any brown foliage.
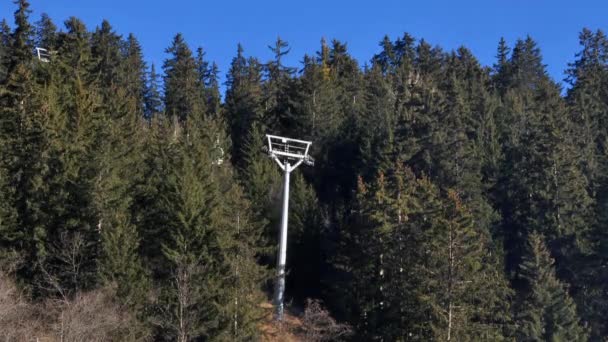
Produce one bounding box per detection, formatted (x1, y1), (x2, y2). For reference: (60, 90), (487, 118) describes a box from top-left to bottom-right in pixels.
(300, 299), (352, 342)
(0, 272), (148, 342)
(45, 287), (141, 342)
(0, 272), (46, 341)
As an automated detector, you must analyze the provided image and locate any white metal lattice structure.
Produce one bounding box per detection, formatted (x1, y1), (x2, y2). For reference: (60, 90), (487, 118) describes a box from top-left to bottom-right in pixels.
(265, 134), (313, 321)
(35, 47), (51, 62)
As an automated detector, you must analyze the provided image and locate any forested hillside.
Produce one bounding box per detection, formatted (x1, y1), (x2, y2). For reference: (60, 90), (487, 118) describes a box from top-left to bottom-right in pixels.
(1, 0), (608, 341)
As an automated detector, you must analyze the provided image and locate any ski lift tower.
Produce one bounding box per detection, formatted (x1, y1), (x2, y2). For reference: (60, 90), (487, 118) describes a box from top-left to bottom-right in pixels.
(35, 47), (51, 62)
(265, 134), (314, 321)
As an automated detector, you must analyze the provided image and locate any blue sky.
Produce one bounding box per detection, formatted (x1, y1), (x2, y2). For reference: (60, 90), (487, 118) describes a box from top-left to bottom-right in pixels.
(2, 0), (607, 93)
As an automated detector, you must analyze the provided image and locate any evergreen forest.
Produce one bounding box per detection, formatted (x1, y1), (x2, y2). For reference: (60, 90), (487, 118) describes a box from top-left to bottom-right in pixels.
(1, 1), (608, 341)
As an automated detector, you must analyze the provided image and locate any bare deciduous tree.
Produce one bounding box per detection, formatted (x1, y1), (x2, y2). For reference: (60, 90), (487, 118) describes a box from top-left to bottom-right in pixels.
(0, 271), (46, 341)
(46, 286), (136, 342)
(153, 259), (213, 342)
(0, 272), (146, 342)
(301, 299), (352, 342)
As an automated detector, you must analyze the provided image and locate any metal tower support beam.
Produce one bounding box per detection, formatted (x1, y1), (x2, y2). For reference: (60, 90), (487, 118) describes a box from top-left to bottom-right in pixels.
(274, 161), (291, 320)
(265, 134), (313, 321)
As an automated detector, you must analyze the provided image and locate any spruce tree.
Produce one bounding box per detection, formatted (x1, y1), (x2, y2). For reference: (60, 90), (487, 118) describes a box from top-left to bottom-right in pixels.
(34, 13), (58, 51)
(358, 64), (394, 176)
(583, 209), (608, 339)
(566, 28), (608, 339)
(310, 38), (364, 204)
(338, 166), (512, 340)
(56, 17), (93, 71)
(206, 61), (221, 116)
(515, 232), (587, 341)
(7, 0), (33, 69)
(163, 33), (205, 121)
(122, 33), (147, 117)
(436, 48), (501, 240)
(91, 20), (123, 96)
(155, 113), (266, 341)
(34, 16), (104, 297)
(195, 47), (220, 117)
(144, 63), (163, 118)
(211, 165), (268, 341)
(94, 71), (149, 310)
(493, 37), (511, 94)
(239, 123), (282, 256)
(263, 36), (297, 134)
(285, 171), (324, 300)
(131, 115), (180, 276)
(0, 0), (45, 289)
(0, 19), (11, 82)
(501, 78), (592, 283)
(292, 43), (342, 140)
(225, 44), (265, 168)
(156, 137), (220, 340)
(495, 37), (593, 298)
(421, 189), (511, 341)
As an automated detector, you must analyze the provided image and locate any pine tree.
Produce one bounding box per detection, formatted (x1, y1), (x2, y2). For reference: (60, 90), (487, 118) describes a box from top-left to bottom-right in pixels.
(309, 38), (364, 204)
(34, 16), (104, 297)
(144, 63), (163, 118)
(285, 171), (325, 300)
(156, 140), (220, 340)
(7, 0), (33, 69)
(0, 0), (44, 288)
(501, 78), (593, 283)
(515, 232), (587, 341)
(94, 77), (149, 310)
(436, 48), (501, 239)
(338, 166), (512, 340)
(566, 28), (608, 339)
(583, 208), (608, 339)
(131, 115), (180, 276)
(263, 36), (297, 134)
(292, 42), (342, 140)
(195, 47), (221, 117)
(34, 13), (58, 51)
(372, 35), (397, 74)
(422, 189), (511, 341)
(0, 19), (11, 82)
(565, 29), (608, 192)
(358, 64), (394, 177)
(195, 47), (209, 84)
(122, 33), (147, 117)
(239, 123), (282, 255)
(211, 167), (268, 341)
(98, 207), (149, 309)
(290, 43), (351, 204)
(340, 168), (422, 340)
(225, 44), (265, 168)
(163, 33), (205, 122)
(206, 62), (221, 116)
(91, 20), (123, 95)
(492, 37), (511, 94)
(0, 11), (17, 246)
(510, 36), (547, 91)
(155, 113), (266, 341)
(494, 37), (593, 296)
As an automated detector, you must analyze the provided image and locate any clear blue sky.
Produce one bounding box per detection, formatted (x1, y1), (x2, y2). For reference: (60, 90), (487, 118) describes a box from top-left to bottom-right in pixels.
(2, 0), (607, 93)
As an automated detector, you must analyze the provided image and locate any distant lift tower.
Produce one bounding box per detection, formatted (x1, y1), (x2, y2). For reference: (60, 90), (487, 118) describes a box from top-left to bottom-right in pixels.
(265, 134), (314, 321)
(35, 47), (51, 62)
